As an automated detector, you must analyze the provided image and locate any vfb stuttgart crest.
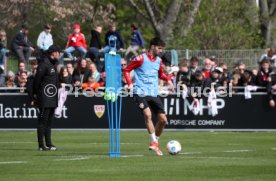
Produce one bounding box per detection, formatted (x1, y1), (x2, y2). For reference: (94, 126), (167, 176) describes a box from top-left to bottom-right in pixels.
(94, 105), (105, 118)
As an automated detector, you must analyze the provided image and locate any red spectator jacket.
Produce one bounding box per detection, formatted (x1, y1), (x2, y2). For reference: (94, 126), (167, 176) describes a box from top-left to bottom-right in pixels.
(67, 33), (87, 49)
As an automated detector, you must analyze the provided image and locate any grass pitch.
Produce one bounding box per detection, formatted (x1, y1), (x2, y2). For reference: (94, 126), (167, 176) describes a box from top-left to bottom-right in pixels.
(0, 130), (275, 181)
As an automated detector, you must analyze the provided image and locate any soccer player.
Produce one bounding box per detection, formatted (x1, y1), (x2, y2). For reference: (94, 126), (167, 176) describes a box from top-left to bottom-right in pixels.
(123, 37), (173, 156)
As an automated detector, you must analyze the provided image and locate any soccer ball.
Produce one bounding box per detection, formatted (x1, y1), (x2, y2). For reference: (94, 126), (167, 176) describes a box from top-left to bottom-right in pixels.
(166, 140), (181, 155)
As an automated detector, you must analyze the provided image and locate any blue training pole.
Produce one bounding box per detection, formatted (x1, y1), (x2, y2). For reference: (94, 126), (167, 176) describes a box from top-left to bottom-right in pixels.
(105, 51), (122, 158)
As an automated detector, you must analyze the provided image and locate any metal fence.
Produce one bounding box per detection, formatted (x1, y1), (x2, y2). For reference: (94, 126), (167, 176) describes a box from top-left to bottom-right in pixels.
(176, 49), (265, 69)
(5, 49), (266, 73)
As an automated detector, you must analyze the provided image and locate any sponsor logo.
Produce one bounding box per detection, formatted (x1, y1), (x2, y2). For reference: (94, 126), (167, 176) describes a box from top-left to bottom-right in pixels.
(94, 105), (105, 118)
(139, 103), (144, 109)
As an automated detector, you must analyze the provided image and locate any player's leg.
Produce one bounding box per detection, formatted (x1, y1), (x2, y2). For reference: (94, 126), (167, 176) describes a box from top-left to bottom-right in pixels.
(155, 113), (167, 139)
(143, 107), (155, 134)
(148, 96), (166, 141)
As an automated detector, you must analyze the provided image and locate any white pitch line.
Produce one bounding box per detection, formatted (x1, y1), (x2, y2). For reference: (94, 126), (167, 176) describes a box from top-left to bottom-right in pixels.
(223, 149), (252, 153)
(179, 152), (202, 155)
(0, 161), (28, 164)
(86, 142), (142, 145)
(55, 157), (91, 161)
(0, 142), (33, 144)
(121, 155), (144, 158)
(272, 148), (276, 150)
(182, 156), (246, 160)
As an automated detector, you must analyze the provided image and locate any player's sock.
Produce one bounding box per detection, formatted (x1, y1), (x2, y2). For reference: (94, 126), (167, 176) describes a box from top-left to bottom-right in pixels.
(150, 133), (157, 143)
(156, 136), (160, 141)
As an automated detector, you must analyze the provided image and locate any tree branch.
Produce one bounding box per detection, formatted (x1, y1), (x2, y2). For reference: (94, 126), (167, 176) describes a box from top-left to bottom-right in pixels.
(143, 0), (159, 34)
(163, 0), (183, 27)
(181, 0), (202, 37)
(128, 0), (150, 21)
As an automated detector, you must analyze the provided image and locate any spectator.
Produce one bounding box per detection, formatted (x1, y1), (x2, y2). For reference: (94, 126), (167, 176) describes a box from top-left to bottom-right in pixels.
(73, 75), (81, 88)
(37, 24), (53, 51)
(63, 24), (87, 62)
(103, 22), (124, 54)
(203, 67), (223, 91)
(267, 67), (276, 108)
(81, 77), (100, 92)
(26, 61), (37, 105)
(121, 58), (131, 87)
(190, 70), (205, 98)
(88, 62), (100, 82)
(229, 70), (241, 93)
(15, 62), (27, 85)
(0, 29), (7, 71)
(17, 76), (27, 93)
(11, 24), (34, 66)
(258, 48), (276, 65)
(72, 58), (90, 84)
(0, 66), (4, 87)
(16, 71), (28, 87)
(237, 61), (247, 74)
(121, 58), (127, 70)
(66, 63), (74, 75)
(30, 59), (38, 76)
(99, 72), (106, 87)
(219, 63), (230, 87)
(125, 24), (146, 61)
(256, 59), (272, 88)
(5, 71), (16, 88)
(209, 56), (218, 68)
(176, 62), (189, 88)
(121, 58), (134, 82)
(88, 25), (103, 71)
(59, 67), (73, 86)
(202, 58), (212, 79)
(240, 70), (256, 86)
(37, 24), (53, 62)
(190, 70), (204, 89)
(188, 57), (200, 77)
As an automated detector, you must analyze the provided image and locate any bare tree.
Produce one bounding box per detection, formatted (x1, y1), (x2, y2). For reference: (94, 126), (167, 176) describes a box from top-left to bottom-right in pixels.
(259, 0), (276, 47)
(128, 0), (202, 43)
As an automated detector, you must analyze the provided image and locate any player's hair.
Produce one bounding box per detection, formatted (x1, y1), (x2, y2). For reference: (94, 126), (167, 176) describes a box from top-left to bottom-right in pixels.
(150, 37), (166, 47)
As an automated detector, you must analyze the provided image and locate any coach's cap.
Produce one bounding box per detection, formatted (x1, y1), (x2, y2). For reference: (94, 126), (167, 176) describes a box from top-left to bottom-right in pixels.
(47, 45), (61, 54)
(73, 24), (81, 29)
(213, 67), (223, 73)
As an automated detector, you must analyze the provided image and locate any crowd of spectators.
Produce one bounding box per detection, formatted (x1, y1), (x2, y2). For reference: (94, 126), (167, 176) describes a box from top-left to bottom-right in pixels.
(0, 23), (276, 107)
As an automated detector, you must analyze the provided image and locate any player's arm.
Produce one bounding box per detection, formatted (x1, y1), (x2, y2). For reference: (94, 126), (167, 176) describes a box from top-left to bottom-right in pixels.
(123, 55), (144, 86)
(158, 61), (172, 81)
(158, 61), (174, 91)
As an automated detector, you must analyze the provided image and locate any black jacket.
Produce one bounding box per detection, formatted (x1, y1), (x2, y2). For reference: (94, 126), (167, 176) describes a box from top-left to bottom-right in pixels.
(256, 69), (271, 88)
(105, 30), (124, 49)
(202, 77), (223, 92)
(89, 30), (102, 49)
(33, 56), (59, 108)
(72, 68), (91, 84)
(176, 71), (190, 86)
(267, 73), (276, 100)
(11, 31), (33, 50)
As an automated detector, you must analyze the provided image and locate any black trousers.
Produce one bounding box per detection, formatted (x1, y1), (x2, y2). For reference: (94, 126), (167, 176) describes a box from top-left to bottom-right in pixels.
(37, 107), (55, 147)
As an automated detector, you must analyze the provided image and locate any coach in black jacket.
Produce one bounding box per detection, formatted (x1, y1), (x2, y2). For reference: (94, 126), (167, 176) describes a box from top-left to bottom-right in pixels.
(33, 45), (60, 151)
